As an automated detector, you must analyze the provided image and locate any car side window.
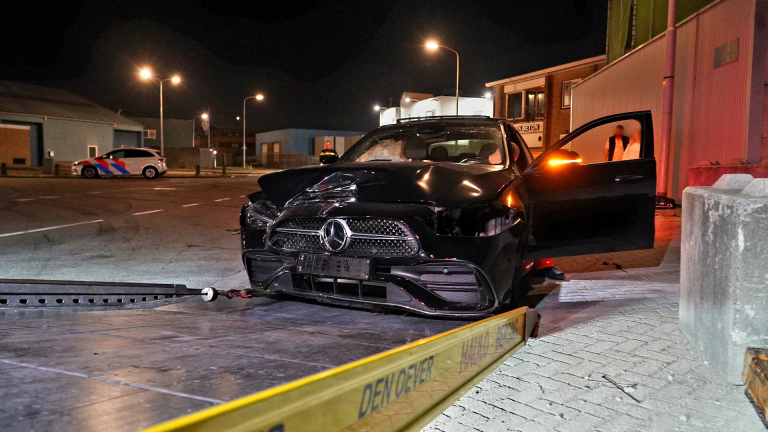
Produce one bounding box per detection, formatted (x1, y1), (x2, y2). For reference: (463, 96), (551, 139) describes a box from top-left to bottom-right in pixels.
(563, 119), (644, 164)
(125, 150), (152, 158)
(107, 150), (126, 159)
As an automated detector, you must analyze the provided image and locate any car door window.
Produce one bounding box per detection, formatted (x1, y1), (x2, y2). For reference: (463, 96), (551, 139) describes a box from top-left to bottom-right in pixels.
(560, 119), (643, 164)
(107, 150), (126, 159)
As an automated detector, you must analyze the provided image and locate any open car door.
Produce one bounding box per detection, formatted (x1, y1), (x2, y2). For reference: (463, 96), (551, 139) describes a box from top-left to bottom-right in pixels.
(523, 111), (656, 259)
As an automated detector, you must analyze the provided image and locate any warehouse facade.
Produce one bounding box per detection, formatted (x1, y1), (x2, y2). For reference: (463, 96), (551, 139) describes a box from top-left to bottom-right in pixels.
(0, 81), (144, 167)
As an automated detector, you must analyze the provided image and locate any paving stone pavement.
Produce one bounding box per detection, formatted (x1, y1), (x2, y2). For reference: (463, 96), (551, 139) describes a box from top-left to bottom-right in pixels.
(424, 217), (765, 432)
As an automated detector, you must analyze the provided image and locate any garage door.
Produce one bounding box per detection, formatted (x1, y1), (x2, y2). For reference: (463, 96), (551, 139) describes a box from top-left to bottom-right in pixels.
(114, 130), (141, 148)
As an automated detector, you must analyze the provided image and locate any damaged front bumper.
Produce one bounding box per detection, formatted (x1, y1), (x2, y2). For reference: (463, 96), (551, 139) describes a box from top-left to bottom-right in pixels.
(241, 251), (500, 317)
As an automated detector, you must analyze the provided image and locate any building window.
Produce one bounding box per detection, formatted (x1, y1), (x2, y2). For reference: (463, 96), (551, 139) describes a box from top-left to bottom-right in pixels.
(88, 146), (98, 158)
(144, 129), (156, 139)
(562, 79), (580, 108)
(425, 110), (435, 117)
(526, 90), (545, 120)
(506, 92), (523, 119)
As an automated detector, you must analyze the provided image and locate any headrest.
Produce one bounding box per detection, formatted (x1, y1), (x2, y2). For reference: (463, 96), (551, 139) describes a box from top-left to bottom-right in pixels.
(403, 136), (427, 160)
(479, 143), (499, 158)
(429, 146), (449, 160)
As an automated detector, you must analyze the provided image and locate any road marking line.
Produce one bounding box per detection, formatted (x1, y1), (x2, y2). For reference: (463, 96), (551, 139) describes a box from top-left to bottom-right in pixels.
(87, 191), (102, 194)
(214, 198), (230, 202)
(39, 196), (60, 199)
(0, 219), (104, 238)
(0, 359), (223, 404)
(14, 198), (35, 202)
(182, 203), (202, 207)
(132, 210), (163, 216)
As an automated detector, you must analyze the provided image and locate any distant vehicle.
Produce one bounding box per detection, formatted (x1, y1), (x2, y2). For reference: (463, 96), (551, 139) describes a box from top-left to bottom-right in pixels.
(71, 147), (167, 179)
(237, 112), (657, 317)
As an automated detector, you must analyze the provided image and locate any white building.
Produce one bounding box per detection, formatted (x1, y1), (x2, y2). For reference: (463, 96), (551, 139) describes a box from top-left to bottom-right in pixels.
(379, 92), (493, 126)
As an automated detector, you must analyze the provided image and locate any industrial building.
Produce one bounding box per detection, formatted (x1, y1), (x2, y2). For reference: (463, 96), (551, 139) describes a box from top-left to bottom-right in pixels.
(0, 81), (144, 167)
(571, 0), (768, 200)
(378, 93), (494, 126)
(485, 56), (606, 151)
(254, 128), (365, 167)
(133, 117), (196, 149)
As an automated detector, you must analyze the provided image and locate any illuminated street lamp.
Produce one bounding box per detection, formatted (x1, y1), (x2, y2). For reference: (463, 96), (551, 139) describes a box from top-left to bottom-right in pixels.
(425, 41), (460, 115)
(192, 113), (209, 148)
(243, 94), (265, 168)
(138, 67), (181, 155)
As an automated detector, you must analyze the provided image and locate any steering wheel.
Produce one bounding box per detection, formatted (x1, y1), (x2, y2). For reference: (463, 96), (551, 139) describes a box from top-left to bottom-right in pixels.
(460, 157), (485, 164)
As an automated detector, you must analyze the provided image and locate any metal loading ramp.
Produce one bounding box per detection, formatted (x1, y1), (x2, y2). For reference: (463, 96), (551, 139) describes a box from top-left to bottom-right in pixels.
(0, 278), (201, 307)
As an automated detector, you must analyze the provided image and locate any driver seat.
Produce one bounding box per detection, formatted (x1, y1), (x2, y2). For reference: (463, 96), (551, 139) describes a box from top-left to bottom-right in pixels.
(429, 146), (449, 161)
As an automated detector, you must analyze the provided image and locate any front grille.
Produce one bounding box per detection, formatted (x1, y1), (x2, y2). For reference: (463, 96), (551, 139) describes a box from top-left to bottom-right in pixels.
(346, 219), (409, 237)
(345, 237), (419, 257)
(270, 217), (419, 257)
(279, 218), (325, 231)
(293, 275), (387, 301)
(270, 232), (324, 252)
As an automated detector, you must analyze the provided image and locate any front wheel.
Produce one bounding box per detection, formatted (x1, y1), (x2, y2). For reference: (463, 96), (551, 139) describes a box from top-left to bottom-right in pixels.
(142, 166), (159, 179)
(81, 166), (98, 179)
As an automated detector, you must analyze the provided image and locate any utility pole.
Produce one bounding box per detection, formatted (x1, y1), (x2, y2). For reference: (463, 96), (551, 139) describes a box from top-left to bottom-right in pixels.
(658, 0), (677, 201)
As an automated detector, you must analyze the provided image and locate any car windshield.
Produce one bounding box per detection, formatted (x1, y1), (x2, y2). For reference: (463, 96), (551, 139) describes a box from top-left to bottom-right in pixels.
(341, 124), (506, 165)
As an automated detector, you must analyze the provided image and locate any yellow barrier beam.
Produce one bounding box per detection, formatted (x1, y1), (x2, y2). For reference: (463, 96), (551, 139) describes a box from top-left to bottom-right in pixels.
(143, 307), (535, 432)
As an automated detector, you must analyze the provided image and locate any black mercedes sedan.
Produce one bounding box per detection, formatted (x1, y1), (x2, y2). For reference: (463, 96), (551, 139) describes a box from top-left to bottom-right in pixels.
(238, 112), (656, 317)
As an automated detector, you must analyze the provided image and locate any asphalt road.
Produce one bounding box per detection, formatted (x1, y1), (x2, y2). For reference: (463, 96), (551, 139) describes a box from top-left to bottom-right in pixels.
(0, 176), (253, 287)
(0, 176), (466, 432)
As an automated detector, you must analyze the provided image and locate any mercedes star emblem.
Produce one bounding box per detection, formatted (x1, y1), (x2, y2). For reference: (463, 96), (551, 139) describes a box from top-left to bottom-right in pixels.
(320, 219), (350, 252)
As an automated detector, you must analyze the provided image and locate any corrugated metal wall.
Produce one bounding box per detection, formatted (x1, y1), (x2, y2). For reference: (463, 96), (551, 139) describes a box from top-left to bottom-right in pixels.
(688, 0), (754, 168)
(572, 0), (761, 200)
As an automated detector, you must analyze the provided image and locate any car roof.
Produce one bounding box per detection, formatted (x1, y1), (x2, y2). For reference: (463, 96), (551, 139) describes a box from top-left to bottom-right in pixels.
(373, 116), (504, 133)
(109, 147), (158, 152)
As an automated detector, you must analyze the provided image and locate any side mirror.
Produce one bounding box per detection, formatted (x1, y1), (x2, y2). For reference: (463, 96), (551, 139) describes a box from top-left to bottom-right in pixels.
(319, 154), (338, 165)
(543, 149), (582, 168)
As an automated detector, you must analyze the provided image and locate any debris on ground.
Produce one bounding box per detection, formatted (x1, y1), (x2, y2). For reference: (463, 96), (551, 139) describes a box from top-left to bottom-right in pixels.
(603, 374), (641, 403)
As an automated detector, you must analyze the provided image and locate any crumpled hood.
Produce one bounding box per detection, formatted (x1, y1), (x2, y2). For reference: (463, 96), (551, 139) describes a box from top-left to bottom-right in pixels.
(257, 162), (514, 208)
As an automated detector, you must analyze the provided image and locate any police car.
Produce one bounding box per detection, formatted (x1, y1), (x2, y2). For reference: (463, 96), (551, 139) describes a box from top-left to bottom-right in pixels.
(71, 147), (168, 179)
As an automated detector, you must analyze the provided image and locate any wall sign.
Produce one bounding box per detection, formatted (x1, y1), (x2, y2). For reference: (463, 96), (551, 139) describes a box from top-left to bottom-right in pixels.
(714, 38), (739, 68)
(514, 122), (543, 133)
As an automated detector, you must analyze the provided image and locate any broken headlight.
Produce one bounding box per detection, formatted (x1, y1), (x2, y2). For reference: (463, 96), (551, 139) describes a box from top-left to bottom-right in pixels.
(244, 199), (279, 229)
(480, 211), (520, 236)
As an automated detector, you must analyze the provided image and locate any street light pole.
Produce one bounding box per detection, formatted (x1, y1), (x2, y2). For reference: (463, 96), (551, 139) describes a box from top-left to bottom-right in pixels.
(159, 79), (164, 154)
(192, 113), (208, 148)
(138, 68), (180, 155)
(425, 42), (460, 115)
(242, 94), (264, 168)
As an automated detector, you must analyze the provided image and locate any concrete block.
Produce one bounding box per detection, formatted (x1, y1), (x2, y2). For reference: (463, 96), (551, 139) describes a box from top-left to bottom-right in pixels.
(742, 178), (768, 196)
(680, 182), (768, 383)
(711, 173), (754, 190)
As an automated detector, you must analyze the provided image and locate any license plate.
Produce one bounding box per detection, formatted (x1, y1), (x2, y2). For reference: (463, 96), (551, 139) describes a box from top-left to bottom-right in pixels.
(296, 254), (371, 280)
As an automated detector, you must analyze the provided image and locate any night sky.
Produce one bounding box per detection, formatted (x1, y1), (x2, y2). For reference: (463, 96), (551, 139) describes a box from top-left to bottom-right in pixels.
(2, 0), (607, 132)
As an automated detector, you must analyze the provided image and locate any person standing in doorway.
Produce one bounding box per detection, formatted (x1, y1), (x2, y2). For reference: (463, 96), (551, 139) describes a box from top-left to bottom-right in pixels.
(604, 125), (629, 161)
(622, 129), (642, 161)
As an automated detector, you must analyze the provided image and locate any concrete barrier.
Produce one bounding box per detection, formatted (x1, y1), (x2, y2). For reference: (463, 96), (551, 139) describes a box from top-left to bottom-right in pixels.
(681, 174), (768, 383)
